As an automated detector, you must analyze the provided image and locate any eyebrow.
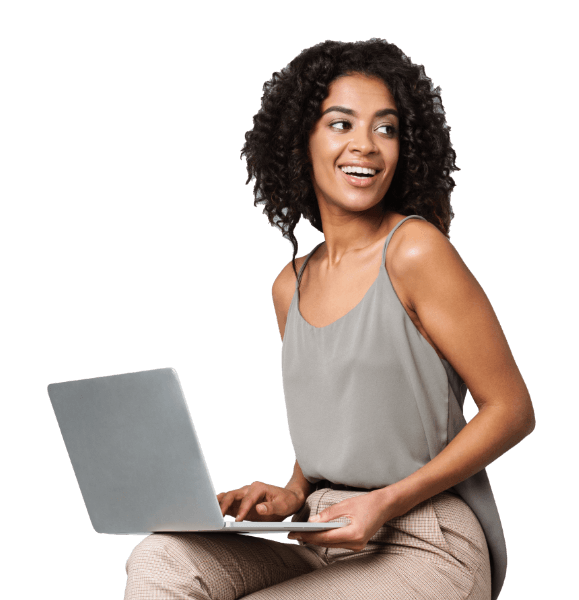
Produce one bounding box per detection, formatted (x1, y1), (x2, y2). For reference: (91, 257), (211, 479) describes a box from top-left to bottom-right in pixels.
(321, 105), (399, 119)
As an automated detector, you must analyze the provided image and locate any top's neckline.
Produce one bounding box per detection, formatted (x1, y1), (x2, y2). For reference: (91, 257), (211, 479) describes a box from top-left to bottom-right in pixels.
(291, 214), (453, 369)
(295, 252), (384, 330)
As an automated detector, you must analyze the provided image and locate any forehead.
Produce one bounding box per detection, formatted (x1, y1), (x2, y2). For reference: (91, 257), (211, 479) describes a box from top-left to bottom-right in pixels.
(322, 73), (396, 111)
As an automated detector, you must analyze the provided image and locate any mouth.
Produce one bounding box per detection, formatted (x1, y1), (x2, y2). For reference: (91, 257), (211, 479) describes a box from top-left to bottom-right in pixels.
(337, 165), (382, 188)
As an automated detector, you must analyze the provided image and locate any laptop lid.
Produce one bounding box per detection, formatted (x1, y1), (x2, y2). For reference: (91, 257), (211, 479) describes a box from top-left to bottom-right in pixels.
(48, 368), (225, 534)
(48, 368), (346, 535)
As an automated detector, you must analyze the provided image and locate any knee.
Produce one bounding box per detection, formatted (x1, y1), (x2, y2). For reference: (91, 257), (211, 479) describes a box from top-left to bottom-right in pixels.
(125, 533), (187, 575)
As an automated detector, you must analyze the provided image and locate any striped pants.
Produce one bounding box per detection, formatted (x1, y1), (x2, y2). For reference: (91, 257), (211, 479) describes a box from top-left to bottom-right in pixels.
(125, 487), (492, 599)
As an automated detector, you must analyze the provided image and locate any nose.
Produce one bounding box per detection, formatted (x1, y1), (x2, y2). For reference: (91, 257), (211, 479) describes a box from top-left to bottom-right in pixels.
(348, 126), (378, 154)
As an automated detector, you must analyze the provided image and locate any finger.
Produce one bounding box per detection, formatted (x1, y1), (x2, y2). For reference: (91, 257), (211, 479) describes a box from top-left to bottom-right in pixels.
(219, 489), (245, 516)
(235, 495), (262, 521)
(219, 492), (239, 517)
(295, 534), (335, 546)
(235, 483), (266, 521)
(291, 523), (354, 546)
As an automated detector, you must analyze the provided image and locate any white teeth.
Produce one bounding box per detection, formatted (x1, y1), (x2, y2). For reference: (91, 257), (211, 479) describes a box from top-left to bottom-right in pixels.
(340, 166), (377, 176)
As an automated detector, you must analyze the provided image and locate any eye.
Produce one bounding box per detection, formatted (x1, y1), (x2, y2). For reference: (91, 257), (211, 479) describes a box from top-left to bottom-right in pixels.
(330, 120), (351, 131)
(377, 124), (397, 137)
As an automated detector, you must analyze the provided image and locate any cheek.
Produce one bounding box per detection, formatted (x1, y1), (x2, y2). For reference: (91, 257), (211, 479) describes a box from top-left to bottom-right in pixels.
(380, 145), (399, 176)
(310, 132), (342, 162)
(311, 148), (339, 182)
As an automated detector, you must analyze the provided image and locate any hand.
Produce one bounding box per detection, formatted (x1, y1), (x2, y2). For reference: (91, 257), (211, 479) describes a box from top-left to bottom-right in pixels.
(288, 488), (396, 552)
(217, 481), (305, 522)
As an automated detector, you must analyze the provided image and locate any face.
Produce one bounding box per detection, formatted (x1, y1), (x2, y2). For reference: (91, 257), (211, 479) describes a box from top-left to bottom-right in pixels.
(307, 73), (400, 215)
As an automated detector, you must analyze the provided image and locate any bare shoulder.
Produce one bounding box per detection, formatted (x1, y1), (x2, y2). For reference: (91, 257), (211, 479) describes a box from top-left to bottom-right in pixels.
(386, 219), (466, 279)
(386, 217), (468, 311)
(272, 255), (306, 306)
(272, 254), (309, 341)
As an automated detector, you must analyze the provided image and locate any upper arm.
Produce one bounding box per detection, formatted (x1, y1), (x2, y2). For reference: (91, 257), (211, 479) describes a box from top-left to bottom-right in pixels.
(272, 257), (305, 342)
(390, 220), (535, 429)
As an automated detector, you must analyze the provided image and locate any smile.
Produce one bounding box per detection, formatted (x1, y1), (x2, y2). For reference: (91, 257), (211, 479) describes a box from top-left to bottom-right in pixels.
(338, 166), (380, 188)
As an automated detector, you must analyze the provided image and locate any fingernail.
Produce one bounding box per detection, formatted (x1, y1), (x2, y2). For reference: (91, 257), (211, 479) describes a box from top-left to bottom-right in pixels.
(309, 515), (319, 522)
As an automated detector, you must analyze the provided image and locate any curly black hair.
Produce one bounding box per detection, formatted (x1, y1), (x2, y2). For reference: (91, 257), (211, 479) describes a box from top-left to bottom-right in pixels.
(240, 38), (459, 279)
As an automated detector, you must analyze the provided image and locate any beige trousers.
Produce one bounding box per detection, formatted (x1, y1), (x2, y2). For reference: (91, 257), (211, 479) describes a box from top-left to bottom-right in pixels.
(125, 488), (491, 600)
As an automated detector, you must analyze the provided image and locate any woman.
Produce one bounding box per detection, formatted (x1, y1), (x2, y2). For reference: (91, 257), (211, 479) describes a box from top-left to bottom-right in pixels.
(125, 39), (535, 600)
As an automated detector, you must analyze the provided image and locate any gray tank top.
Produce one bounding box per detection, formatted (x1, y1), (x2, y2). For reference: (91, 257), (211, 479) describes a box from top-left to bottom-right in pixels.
(282, 215), (507, 600)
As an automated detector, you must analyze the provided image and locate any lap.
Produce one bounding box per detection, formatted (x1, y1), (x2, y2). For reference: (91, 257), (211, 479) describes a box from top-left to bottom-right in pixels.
(125, 531), (324, 600)
(245, 551), (467, 600)
(286, 487), (490, 600)
(125, 489), (491, 600)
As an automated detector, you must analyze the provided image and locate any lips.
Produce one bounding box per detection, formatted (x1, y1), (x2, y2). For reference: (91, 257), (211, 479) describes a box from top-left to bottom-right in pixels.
(337, 166), (379, 188)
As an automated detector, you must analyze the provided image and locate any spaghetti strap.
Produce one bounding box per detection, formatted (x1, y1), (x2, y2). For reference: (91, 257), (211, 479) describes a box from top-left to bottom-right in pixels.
(296, 242), (324, 289)
(293, 219), (427, 327)
(297, 216), (425, 292)
(381, 214), (427, 265)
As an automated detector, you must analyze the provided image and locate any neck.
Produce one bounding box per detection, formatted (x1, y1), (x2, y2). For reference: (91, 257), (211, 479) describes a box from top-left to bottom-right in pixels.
(316, 206), (393, 267)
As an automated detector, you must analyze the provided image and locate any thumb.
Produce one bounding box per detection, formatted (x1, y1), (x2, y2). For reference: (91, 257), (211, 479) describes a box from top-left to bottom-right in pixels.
(308, 505), (336, 523)
(257, 499), (290, 516)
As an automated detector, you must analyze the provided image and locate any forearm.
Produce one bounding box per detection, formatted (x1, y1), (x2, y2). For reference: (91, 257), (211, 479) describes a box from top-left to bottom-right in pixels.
(285, 459), (314, 503)
(381, 403), (535, 518)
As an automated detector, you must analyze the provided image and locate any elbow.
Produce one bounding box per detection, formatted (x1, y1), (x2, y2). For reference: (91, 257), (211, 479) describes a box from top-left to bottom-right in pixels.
(511, 390), (536, 437)
(524, 394), (536, 435)
(487, 401), (536, 448)
(524, 413), (536, 436)
(518, 400), (536, 438)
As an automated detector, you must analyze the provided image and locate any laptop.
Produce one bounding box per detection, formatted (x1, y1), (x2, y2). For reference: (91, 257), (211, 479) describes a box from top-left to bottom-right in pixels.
(47, 368), (346, 535)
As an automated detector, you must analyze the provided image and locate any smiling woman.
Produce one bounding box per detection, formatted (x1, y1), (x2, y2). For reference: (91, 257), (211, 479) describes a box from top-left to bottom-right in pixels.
(124, 38), (534, 600)
(241, 38), (460, 282)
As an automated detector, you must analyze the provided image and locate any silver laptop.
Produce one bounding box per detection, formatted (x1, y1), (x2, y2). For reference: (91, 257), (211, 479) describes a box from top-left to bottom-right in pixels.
(47, 368), (345, 534)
